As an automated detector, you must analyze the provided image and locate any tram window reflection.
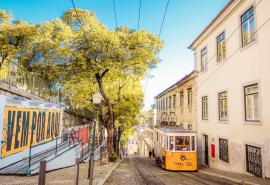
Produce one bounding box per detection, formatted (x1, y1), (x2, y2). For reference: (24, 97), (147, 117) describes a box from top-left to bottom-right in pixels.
(175, 136), (190, 151)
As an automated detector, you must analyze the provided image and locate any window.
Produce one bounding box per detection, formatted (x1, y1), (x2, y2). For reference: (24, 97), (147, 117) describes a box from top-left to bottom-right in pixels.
(180, 92), (183, 107)
(191, 136), (195, 151)
(156, 101), (158, 110)
(173, 95), (176, 108)
(175, 136), (190, 151)
(219, 92), (228, 120)
(163, 98), (165, 110)
(201, 48), (207, 71)
(188, 88), (192, 106)
(244, 84), (259, 121)
(217, 32), (226, 61)
(188, 124), (192, 130)
(202, 96), (208, 120)
(219, 138), (229, 163)
(241, 7), (255, 46)
(169, 96), (171, 108)
(169, 136), (174, 150)
(166, 98), (168, 109)
(180, 123), (184, 128)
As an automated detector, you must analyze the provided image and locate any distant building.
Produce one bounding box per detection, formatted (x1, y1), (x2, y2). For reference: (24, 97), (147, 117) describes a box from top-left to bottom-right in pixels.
(155, 70), (198, 131)
(189, 0), (270, 178)
(125, 137), (138, 155)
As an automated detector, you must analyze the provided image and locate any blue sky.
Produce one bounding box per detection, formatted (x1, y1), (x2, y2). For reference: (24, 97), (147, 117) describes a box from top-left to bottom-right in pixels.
(1, 0), (229, 109)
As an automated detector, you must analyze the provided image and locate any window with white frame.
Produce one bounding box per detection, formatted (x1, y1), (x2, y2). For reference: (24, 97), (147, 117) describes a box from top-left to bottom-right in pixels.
(217, 32), (226, 62)
(219, 92), (228, 120)
(244, 84), (259, 121)
(241, 7), (255, 46)
(169, 96), (171, 108)
(202, 96), (208, 120)
(180, 92), (183, 107)
(188, 88), (192, 106)
(166, 97), (168, 109)
(201, 48), (207, 71)
(173, 94), (176, 108)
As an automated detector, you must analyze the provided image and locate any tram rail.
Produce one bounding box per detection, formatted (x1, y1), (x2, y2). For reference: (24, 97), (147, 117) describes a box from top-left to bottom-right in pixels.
(137, 157), (238, 185)
(130, 157), (166, 185)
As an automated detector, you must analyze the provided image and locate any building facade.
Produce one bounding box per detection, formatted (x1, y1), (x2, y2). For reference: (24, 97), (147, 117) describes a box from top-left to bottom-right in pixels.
(155, 70), (198, 131)
(189, 0), (270, 178)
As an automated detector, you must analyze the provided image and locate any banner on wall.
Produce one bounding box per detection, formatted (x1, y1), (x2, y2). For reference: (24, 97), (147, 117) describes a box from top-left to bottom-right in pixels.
(69, 127), (89, 146)
(1, 106), (61, 158)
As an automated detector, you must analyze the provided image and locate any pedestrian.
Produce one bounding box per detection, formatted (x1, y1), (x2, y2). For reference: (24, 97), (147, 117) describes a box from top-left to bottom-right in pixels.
(149, 150), (152, 158)
(126, 153), (128, 157)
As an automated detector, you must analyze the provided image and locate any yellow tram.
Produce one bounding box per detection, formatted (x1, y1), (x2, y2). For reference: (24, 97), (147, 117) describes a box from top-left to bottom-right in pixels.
(153, 126), (197, 171)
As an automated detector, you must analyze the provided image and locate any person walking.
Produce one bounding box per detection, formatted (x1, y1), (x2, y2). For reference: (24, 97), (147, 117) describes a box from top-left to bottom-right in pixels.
(149, 150), (152, 158)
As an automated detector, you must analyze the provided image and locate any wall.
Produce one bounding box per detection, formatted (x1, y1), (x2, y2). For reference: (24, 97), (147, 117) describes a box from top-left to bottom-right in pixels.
(0, 95), (63, 169)
(192, 0), (270, 178)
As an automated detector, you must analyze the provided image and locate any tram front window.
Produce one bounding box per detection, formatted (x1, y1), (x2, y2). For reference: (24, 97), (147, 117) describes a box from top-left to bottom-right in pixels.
(175, 136), (190, 151)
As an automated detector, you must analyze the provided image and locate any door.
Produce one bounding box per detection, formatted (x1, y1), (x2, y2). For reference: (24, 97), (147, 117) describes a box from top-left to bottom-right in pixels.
(205, 135), (209, 165)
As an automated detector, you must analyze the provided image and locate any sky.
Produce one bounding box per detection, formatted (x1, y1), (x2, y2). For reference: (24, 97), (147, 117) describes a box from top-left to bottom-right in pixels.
(0, 0), (229, 110)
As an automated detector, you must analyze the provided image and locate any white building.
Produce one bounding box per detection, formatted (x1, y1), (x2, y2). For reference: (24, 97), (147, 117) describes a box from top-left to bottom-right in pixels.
(189, 0), (270, 178)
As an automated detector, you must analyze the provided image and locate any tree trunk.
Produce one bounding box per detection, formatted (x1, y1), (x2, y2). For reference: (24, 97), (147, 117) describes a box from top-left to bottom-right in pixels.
(116, 128), (122, 156)
(113, 128), (118, 155)
(95, 70), (117, 156)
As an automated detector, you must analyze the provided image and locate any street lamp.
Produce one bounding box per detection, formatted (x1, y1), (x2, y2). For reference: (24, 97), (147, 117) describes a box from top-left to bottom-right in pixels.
(88, 92), (102, 185)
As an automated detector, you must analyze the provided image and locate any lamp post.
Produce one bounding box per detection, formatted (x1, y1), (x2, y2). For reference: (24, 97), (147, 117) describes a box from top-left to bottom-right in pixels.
(88, 92), (102, 185)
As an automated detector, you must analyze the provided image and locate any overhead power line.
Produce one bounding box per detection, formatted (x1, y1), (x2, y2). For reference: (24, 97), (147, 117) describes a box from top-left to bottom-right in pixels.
(112, 0), (118, 29)
(158, 0), (170, 38)
(158, 10), (270, 111)
(202, 0), (262, 69)
(144, 0), (170, 96)
(138, 0), (142, 32)
(70, 0), (90, 48)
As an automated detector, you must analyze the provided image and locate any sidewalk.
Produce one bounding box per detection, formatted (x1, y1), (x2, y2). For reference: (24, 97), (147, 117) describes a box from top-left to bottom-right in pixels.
(198, 167), (270, 185)
(0, 159), (121, 185)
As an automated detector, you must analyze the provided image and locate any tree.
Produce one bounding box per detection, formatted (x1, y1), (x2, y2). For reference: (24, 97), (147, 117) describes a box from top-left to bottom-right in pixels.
(58, 9), (163, 155)
(0, 9), (163, 155)
(112, 79), (143, 154)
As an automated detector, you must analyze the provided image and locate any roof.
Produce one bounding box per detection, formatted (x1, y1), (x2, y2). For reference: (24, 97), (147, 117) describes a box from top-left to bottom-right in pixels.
(188, 0), (235, 49)
(155, 126), (196, 133)
(155, 70), (198, 99)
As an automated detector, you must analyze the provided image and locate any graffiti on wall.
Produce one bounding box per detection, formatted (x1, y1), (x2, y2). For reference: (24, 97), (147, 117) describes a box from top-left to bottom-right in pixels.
(1, 106), (61, 158)
(69, 127), (89, 157)
(70, 127), (89, 146)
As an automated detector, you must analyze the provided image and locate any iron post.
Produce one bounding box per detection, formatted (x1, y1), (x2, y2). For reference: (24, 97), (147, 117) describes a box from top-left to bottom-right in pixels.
(88, 106), (97, 185)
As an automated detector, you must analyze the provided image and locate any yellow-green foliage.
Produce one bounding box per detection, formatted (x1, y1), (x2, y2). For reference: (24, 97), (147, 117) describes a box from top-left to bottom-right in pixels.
(109, 152), (118, 162)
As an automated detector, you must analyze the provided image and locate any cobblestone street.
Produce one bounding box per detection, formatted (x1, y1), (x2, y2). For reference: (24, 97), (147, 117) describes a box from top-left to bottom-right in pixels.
(1, 156), (270, 185)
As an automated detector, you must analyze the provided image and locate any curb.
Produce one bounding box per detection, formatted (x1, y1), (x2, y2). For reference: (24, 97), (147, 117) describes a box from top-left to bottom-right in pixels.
(97, 159), (123, 185)
(198, 170), (260, 185)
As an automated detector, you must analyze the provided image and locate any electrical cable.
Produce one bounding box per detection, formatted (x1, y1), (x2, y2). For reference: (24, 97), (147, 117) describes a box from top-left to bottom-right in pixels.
(138, 0), (142, 32)
(70, 0), (90, 48)
(144, 0), (170, 97)
(157, 12), (270, 112)
(158, 0), (170, 39)
(112, 0), (118, 29)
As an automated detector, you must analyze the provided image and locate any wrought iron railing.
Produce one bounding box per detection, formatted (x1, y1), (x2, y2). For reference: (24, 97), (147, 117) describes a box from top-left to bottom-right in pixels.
(0, 56), (93, 120)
